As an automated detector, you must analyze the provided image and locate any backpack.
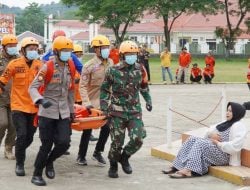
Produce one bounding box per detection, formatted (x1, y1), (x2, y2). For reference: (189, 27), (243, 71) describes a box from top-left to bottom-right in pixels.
(34, 59), (76, 127)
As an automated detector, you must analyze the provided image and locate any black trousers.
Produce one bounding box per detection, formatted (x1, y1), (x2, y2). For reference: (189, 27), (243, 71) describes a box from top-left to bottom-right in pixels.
(12, 111), (36, 165)
(34, 116), (71, 171)
(78, 123), (110, 158)
(190, 75), (202, 82)
(143, 61), (151, 81)
(204, 74), (214, 83)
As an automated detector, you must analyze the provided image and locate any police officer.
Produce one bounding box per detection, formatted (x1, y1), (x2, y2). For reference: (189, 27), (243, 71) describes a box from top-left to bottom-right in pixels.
(29, 36), (75, 186)
(100, 40), (152, 178)
(0, 34), (18, 160)
(0, 37), (42, 176)
(77, 35), (113, 166)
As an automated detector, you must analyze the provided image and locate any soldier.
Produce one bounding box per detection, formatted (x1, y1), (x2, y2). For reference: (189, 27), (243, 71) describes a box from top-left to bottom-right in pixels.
(100, 40), (152, 178)
(29, 36), (75, 186)
(0, 37), (42, 176)
(0, 34), (18, 160)
(77, 35), (113, 166)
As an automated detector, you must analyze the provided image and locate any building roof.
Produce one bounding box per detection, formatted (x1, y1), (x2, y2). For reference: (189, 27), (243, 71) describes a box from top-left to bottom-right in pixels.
(70, 31), (89, 40)
(54, 20), (88, 28)
(17, 31), (44, 43)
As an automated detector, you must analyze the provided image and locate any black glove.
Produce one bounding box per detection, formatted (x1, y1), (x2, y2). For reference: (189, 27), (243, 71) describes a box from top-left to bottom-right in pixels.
(70, 113), (75, 123)
(146, 103), (152, 112)
(86, 105), (94, 114)
(243, 102), (250, 110)
(75, 78), (80, 84)
(36, 99), (52, 109)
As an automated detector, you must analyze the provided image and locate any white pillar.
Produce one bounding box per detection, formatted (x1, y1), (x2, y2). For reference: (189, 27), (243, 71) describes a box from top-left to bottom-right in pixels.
(167, 97), (172, 147)
(221, 88), (226, 121)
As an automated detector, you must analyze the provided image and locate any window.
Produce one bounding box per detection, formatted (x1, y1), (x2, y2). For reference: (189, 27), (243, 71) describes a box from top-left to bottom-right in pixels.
(206, 39), (216, 51)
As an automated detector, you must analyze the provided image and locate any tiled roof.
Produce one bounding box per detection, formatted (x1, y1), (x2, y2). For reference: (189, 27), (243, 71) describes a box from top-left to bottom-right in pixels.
(54, 20), (89, 28)
(17, 31), (44, 42)
(70, 31), (89, 40)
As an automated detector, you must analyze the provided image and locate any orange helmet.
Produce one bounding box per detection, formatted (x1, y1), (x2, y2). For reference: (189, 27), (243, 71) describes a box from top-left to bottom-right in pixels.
(119, 40), (139, 54)
(73, 44), (83, 52)
(91, 35), (110, 47)
(21, 37), (39, 48)
(53, 36), (73, 51)
(1, 34), (18, 46)
(52, 30), (66, 41)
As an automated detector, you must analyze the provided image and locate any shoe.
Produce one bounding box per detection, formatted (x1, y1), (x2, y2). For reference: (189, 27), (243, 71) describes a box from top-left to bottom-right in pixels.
(90, 134), (98, 142)
(119, 151), (132, 174)
(15, 164), (25, 176)
(31, 176), (46, 186)
(45, 162), (55, 179)
(92, 151), (106, 166)
(108, 160), (118, 178)
(76, 156), (87, 166)
(163, 81), (167, 85)
(162, 167), (178, 174)
(4, 146), (15, 160)
(64, 150), (70, 155)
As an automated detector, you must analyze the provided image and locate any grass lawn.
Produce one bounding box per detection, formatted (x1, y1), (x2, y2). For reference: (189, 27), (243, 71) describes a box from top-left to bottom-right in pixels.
(83, 54), (249, 83)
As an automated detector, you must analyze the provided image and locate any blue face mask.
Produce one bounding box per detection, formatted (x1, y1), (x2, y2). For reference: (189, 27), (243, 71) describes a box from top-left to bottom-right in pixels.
(60, 51), (71, 62)
(7, 47), (18, 56)
(26, 50), (39, 60)
(101, 48), (110, 59)
(125, 55), (137, 65)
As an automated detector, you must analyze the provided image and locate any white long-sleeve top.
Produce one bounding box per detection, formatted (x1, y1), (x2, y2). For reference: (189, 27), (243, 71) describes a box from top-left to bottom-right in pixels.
(205, 120), (247, 166)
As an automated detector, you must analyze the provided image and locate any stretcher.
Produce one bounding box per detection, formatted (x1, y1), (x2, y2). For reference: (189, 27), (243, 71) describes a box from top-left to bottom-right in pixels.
(71, 104), (107, 131)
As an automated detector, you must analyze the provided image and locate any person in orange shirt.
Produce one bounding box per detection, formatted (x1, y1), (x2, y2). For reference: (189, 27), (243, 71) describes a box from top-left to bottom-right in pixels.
(109, 44), (120, 65)
(247, 58), (250, 90)
(205, 51), (215, 74)
(190, 63), (202, 84)
(0, 37), (42, 177)
(177, 47), (191, 84)
(203, 64), (214, 84)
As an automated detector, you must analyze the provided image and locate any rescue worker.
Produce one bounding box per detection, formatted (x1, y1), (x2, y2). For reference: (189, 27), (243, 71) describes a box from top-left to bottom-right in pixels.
(177, 47), (191, 84)
(0, 37), (42, 176)
(42, 30), (82, 73)
(205, 51), (215, 74)
(139, 45), (151, 84)
(29, 36), (75, 186)
(243, 58), (250, 110)
(203, 64), (214, 84)
(100, 40), (152, 178)
(0, 34), (18, 160)
(77, 35), (113, 166)
(190, 63), (202, 84)
(109, 43), (120, 64)
(73, 44), (83, 104)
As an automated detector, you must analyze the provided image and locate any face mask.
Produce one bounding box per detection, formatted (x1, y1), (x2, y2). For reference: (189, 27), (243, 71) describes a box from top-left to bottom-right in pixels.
(125, 55), (137, 65)
(26, 50), (39, 60)
(101, 48), (110, 59)
(60, 51), (71, 62)
(7, 47), (18, 56)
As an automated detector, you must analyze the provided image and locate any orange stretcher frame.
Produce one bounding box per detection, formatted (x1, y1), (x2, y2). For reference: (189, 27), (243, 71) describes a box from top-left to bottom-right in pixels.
(71, 104), (107, 131)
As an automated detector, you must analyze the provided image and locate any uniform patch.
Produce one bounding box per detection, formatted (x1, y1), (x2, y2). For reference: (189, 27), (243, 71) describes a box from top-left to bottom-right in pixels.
(38, 75), (44, 81)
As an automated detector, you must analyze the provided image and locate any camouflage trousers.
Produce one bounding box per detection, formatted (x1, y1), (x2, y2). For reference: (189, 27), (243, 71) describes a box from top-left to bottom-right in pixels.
(108, 115), (146, 161)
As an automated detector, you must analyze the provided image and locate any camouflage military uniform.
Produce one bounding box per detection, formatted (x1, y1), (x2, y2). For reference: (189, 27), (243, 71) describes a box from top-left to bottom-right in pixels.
(100, 61), (152, 161)
(0, 53), (17, 151)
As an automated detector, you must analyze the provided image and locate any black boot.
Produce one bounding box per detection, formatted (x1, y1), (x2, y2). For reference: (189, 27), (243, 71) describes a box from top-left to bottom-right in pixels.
(120, 151), (132, 174)
(31, 176), (46, 186)
(45, 162), (55, 179)
(31, 168), (46, 186)
(108, 160), (118, 178)
(15, 164), (25, 176)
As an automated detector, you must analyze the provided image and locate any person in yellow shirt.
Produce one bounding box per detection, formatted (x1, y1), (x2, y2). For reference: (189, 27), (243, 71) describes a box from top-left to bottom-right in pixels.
(160, 47), (174, 84)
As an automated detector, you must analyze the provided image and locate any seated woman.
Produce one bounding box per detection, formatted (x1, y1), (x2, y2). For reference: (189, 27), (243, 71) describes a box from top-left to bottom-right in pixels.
(162, 102), (247, 178)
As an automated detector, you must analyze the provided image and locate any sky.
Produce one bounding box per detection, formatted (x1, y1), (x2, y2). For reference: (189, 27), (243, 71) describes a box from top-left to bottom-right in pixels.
(1, 0), (60, 8)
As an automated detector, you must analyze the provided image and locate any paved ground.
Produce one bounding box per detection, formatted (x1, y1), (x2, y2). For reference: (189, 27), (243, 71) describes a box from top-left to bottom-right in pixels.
(0, 84), (249, 190)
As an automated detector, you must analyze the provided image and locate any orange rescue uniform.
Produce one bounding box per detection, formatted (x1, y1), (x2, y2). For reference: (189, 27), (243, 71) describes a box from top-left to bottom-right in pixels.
(109, 48), (120, 64)
(205, 55), (215, 73)
(0, 56), (42, 113)
(74, 72), (82, 103)
(191, 67), (202, 78)
(179, 52), (191, 67)
(247, 59), (250, 83)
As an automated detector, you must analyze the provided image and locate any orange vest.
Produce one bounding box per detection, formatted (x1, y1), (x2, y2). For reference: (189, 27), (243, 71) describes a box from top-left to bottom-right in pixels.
(205, 56), (215, 73)
(191, 67), (202, 77)
(74, 72), (82, 103)
(247, 61), (250, 83)
(0, 56), (42, 113)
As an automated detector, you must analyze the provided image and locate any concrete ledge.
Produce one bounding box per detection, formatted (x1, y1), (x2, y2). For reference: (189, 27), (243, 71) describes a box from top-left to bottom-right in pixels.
(151, 141), (250, 186)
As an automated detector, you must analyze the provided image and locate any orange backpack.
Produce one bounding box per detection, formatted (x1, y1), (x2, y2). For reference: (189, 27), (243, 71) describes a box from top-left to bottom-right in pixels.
(34, 59), (76, 127)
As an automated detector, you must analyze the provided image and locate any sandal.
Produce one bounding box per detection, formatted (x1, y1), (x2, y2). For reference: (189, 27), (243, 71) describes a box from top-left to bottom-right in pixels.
(162, 167), (178, 174)
(169, 171), (193, 178)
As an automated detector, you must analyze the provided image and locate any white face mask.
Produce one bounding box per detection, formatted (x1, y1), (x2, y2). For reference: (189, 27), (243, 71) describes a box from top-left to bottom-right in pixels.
(125, 55), (137, 65)
(7, 47), (18, 56)
(101, 48), (110, 59)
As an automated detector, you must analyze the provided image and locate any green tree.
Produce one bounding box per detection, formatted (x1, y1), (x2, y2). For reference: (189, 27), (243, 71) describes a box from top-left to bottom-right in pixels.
(214, 0), (250, 58)
(16, 2), (45, 36)
(149, 0), (221, 51)
(62, 0), (146, 44)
